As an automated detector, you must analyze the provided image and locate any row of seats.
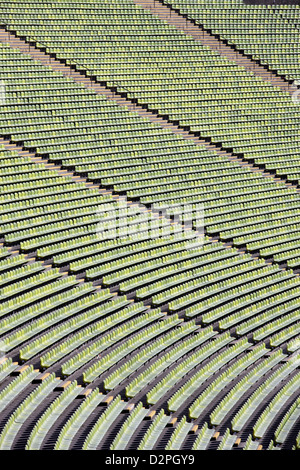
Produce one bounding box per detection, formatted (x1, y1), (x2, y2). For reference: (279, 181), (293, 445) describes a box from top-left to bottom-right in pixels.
(0, 39), (299, 264)
(1, 373), (299, 450)
(163, 0), (300, 80)
(0, 0), (299, 451)
(0, 2), (299, 187)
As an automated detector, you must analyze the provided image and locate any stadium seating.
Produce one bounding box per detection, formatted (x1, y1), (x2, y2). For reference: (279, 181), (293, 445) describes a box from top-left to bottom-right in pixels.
(0, 1), (299, 185)
(0, 0), (299, 452)
(161, 0), (300, 81)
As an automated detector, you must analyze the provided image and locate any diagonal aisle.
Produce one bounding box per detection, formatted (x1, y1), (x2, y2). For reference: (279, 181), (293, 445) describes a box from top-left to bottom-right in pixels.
(133, 0), (292, 94)
(0, 1), (299, 185)
(2, 37), (298, 267)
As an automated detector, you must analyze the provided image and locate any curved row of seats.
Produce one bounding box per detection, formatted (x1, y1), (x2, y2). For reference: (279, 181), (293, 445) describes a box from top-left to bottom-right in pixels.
(0, 44), (300, 265)
(0, 2), (299, 187)
(161, 0), (300, 81)
(0, 370), (299, 450)
(0, 0), (299, 451)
